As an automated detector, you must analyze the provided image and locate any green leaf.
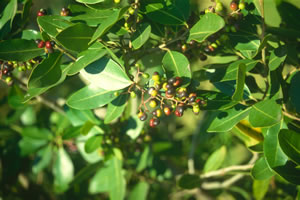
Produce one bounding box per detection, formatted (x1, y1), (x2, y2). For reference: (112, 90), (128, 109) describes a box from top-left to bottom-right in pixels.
(80, 57), (132, 91)
(28, 52), (63, 88)
(132, 23), (151, 50)
(203, 146), (227, 173)
(136, 146), (151, 172)
(251, 157), (274, 180)
(19, 137), (48, 156)
(264, 122), (288, 168)
(273, 161), (300, 185)
(207, 104), (251, 132)
(188, 13), (225, 43)
(268, 46), (287, 71)
(84, 135), (103, 153)
(33, 145), (52, 174)
(128, 181), (149, 200)
(22, 0), (32, 23)
(89, 157), (126, 200)
(76, 0), (104, 4)
(144, 0), (190, 25)
(80, 121), (95, 136)
(289, 71), (300, 113)
(21, 126), (53, 140)
(0, 0), (17, 29)
(21, 29), (42, 40)
(278, 129), (300, 165)
(232, 63), (247, 101)
(89, 8), (126, 45)
(0, 39), (44, 61)
(178, 174), (201, 189)
(66, 85), (118, 110)
(53, 148), (74, 193)
(126, 115), (145, 140)
(253, 179), (270, 200)
(249, 99), (282, 127)
(8, 85), (25, 109)
(67, 43), (106, 75)
(56, 23), (95, 53)
(65, 107), (101, 126)
(62, 126), (82, 140)
(104, 94), (128, 124)
(37, 15), (73, 38)
(162, 50), (191, 87)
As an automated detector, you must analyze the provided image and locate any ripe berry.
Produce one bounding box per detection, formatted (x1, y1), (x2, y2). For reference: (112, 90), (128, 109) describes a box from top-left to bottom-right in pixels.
(168, 77), (176, 85)
(3, 68), (9, 75)
(208, 45), (215, 52)
(239, 2), (246, 10)
(37, 40), (45, 48)
(164, 107), (172, 116)
(61, 8), (70, 16)
(173, 77), (182, 87)
(37, 9), (46, 17)
(45, 41), (52, 49)
(152, 72), (160, 82)
(166, 87), (175, 98)
(149, 118), (160, 128)
(181, 44), (187, 52)
(178, 90), (188, 99)
(50, 41), (56, 47)
(149, 100), (157, 108)
(175, 106), (184, 117)
(230, 1), (238, 11)
(138, 112), (147, 121)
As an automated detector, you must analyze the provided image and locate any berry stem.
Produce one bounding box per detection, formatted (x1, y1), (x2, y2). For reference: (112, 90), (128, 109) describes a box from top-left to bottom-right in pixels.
(54, 45), (77, 61)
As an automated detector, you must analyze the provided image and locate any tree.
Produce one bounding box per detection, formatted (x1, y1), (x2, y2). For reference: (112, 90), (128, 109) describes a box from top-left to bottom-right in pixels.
(0, 0), (299, 199)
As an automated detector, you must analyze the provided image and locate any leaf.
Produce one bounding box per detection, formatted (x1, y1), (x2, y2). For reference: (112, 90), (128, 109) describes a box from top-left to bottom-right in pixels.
(104, 94), (128, 124)
(289, 71), (300, 113)
(264, 122), (288, 168)
(84, 135), (103, 153)
(53, 148), (74, 193)
(126, 115), (145, 140)
(131, 23), (151, 50)
(144, 0), (190, 25)
(66, 85), (118, 110)
(178, 174), (201, 189)
(251, 157), (274, 180)
(89, 8), (126, 44)
(21, 126), (53, 140)
(249, 99), (282, 127)
(207, 104), (251, 132)
(128, 181), (149, 200)
(21, 29), (42, 40)
(253, 179), (270, 200)
(62, 126), (82, 140)
(22, 0), (32, 23)
(162, 50), (191, 87)
(28, 52), (63, 88)
(213, 80), (251, 99)
(188, 13), (225, 43)
(76, 0), (104, 4)
(80, 57), (132, 91)
(0, 0), (17, 29)
(235, 119), (264, 142)
(232, 63), (247, 101)
(203, 146), (226, 173)
(67, 43), (106, 75)
(89, 157), (126, 200)
(136, 146), (151, 172)
(33, 145), (52, 174)
(37, 15), (73, 38)
(56, 23), (95, 53)
(273, 161), (300, 185)
(0, 39), (44, 61)
(268, 46), (287, 71)
(278, 129), (300, 165)
(65, 107), (101, 126)
(19, 137), (48, 156)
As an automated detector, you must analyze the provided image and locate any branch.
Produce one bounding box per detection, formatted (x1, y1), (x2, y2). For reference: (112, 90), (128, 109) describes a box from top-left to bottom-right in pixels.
(200, 164), (254, 179)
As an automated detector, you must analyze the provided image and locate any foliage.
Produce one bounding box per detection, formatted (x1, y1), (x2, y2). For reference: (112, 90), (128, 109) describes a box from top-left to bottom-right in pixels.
(0, 0), (300, 199)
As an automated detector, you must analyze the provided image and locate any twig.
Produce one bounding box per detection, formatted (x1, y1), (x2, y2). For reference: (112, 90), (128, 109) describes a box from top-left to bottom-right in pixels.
(200, 164), (254, 179)
(55, 45), (77, 61)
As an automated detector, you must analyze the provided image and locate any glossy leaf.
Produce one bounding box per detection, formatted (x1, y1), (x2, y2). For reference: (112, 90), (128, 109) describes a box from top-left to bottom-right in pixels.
(65, 107), (101, 126)
(188, 13), (225, 43)
(278, 129), (300, 165)
(128, 181), (149, 200)
(21, 29), (42, 40)
(253, 179), (270, 200)
(178, 174), (201, 189)
(249, 99), (282, 127)
(21, 126), (53, 140)
(126, 115), (145, 140)
(273, 161), (300, 185)
(203, 146), (226, 173)
(67, 43), (106, 75)
(162, 50), (191, 87)
(104, 94), (128, 124)
(132, 23), (151, 50)
(268, 46), (287, 71)
(0, 39), (44, 61)
(85, 135), (103, 154)
(232, 63), (246, 101)
(89, 157), (126, 200)
(207, 104), (251, 132)
(19, 137), (48, 156)
(66, 85), (118, 110)
(289, 71), (300, 113)
(37, 16), (73, 38)
(80, 57), (132, 91)
(0, 0), (17, 29)
(56, 23), (95, 53)
(33, 145), (52, 174)
(28, 52), (63, 88)
(53, 148), (74, 193)
(251, 157), (274, 180)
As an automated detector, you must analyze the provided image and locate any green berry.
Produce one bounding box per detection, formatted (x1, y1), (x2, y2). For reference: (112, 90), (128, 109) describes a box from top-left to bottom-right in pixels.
(149, 100), (157, 108)
(5, 77), (12, 83)
(142, 73), (150, 79)
(215, 2), (223, 12)
(114, 0), (120, 3)
(114, 91), (120, 96)
(130, 91), (136, 98)
(152, 72), (160, 82)
(239, 2), (246, 10)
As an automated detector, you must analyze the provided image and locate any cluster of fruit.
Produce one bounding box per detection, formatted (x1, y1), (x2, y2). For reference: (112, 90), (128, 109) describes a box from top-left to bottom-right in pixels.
(0, 59), (38, 84)
(35, 39), (55, 53)
(137, 72), (206, 128)
(37, 8), (71, 17)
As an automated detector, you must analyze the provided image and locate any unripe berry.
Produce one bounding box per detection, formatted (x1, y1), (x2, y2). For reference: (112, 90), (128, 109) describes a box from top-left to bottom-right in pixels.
(215, 2), (223, 12)
(128, 7), (135, 15)
(164, 107), (172, 116)
(142, 73), (150, 79)
(130, 91), (136, 98)
(114, 91), (119, 96)
(138, 112), (147, 121)
(152, 72), (160, 82)
(114, 0), (120, 3)
(162, 82), (168, 90)
(149, 100), (157, 108)
(150, 89), (158, 97)
(193, 105), (200, 115)
(239, 2), (246, 10)
(153, 109), (162, 117)
(5, 76), (12, 83)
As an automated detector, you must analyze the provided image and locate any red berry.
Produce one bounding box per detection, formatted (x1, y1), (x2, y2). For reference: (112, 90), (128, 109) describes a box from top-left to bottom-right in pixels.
(149, 118), (160, 128)
(37, 41), (45, 48)
(175, 106), (184, 117)
(45, 41), (52, 49)
(164, 107), (172, 116)
(230, 2), (238, 11)
(173, 77), (182, 87)
(37, 9), (46, 17)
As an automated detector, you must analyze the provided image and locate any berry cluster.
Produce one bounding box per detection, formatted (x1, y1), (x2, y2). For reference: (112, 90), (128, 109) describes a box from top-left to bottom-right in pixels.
(136, 72), (206, 128)
(60, 8), (71, 16)
(35, 39), (55, 53)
